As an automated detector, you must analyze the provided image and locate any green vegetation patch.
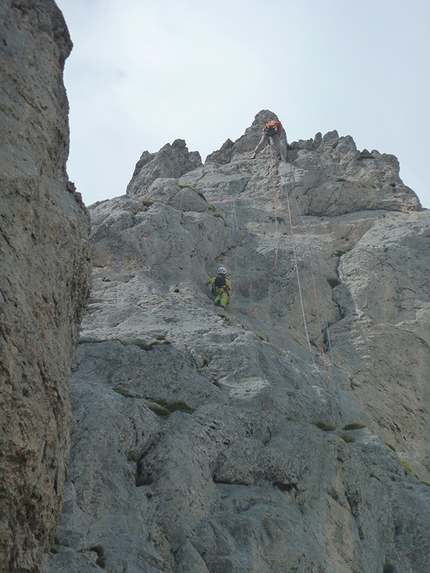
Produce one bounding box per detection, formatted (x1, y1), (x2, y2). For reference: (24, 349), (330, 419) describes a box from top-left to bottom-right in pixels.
(147, 403), (171, 418)
(311, 420), (337, 431)
(253, 329), (267, 341)
(113, 386), (136, 398)
(179, 184), (207, 201)
(135, 473), (153, 487)
(141, 198), (154, 207)
(147, 398), (195, 418)
(342, 422), (368, 431)
(152, 398), (195, 414)
(401, 459), (421, 480)
(133, 338), (172, 351)
(339, 432), (356, 443)
(89, 545), (106, 568)
(208, 204), (225, 221)
(110, 337), (172, 351)
(127, 450), (140, 463)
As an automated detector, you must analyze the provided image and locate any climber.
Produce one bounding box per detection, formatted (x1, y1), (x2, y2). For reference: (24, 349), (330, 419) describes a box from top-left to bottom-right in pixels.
(251, 120), (284, 161)
(206, 267), (231, 309)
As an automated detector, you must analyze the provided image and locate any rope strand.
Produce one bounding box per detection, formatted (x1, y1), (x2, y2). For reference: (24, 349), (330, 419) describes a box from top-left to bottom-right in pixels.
(282, 164), (340, 399)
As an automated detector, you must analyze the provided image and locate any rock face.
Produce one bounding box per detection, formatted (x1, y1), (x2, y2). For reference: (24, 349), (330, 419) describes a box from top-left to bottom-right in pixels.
(45, 110), (429, 573)
(126, 139), (203, 197)
(0, 1), (91, 571)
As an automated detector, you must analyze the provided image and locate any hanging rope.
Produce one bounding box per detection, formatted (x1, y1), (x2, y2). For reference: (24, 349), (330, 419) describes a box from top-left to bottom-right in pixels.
(231, 177), (251, 243)
(281, 163), (339, 398)
(199, 143), (337, 393)
(270, 147), (280, 269)
(282, 164), (318, 369)
(235, 147), (279, 291)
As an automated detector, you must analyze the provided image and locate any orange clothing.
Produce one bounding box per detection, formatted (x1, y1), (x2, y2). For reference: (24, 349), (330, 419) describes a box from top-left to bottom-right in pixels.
(264, 121), (283, 136)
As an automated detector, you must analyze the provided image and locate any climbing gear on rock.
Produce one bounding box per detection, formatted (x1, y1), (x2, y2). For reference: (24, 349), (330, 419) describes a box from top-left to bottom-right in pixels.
(213, 274), (227, 293)
(264, 124), (278, 136)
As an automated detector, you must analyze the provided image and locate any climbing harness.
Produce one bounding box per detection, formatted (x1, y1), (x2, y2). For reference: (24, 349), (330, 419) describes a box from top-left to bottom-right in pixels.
(212, 274), (227, 295)
(264, 125), (278, 136)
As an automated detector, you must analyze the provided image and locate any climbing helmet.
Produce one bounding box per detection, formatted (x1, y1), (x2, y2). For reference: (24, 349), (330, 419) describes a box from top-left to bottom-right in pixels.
(217, 267), (227, 275)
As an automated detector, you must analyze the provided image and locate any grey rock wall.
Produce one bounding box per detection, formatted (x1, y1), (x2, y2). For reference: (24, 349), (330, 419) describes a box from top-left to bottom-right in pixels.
(45, 113), (429, 573)
(126, 139), (202, 197)
(0, 1), (91, 571)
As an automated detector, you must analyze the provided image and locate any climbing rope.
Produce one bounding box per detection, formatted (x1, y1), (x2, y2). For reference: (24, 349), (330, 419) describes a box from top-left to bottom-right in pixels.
(228, 151), (282, 294)
(281, 159), (318, 369)
(281, 162), (339, 397)
(270, 148), (280, 270)
(199, 142), (338, 395)
(231, 177), (251, 243)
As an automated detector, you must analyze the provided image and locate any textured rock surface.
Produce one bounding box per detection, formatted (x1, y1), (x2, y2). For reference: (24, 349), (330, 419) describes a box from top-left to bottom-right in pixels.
(0, 1), (91, 571)
(45, 112), (429, 572)
(126, 139), (202, 198)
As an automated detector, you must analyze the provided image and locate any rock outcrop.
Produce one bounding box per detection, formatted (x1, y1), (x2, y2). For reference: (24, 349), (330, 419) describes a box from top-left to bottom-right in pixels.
(44, 110), (430, 572)
(126, 139), (202, 197)
(0, 1), (91, 571)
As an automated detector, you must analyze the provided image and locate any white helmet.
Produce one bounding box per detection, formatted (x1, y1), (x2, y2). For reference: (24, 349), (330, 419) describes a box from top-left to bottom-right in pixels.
(217, 266), (227, 275)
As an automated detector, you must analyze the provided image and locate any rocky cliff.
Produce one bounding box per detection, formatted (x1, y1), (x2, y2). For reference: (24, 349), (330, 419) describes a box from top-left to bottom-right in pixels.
(43, 110), (430, 573)
(0, 1), (91, 571)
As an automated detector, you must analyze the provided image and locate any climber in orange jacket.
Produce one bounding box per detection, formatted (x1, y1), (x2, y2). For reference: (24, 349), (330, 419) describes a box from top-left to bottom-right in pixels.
(251, 120), (284, 161)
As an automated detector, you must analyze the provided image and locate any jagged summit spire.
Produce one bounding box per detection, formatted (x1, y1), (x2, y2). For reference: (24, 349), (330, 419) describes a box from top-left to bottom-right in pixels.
(127, 139), (202, 197)
(125, 109), (421, 214)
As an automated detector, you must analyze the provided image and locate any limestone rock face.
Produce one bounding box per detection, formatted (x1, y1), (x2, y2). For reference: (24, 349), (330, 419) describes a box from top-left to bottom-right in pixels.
(287, 131), (420, 216)
(45, 112), (429, 573)
(126, 139), (202, 197)
(0, 1), (91, 571)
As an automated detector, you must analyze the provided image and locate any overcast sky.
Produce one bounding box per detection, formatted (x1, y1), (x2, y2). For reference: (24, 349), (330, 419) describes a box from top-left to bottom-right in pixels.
(56, 0), (430, 208)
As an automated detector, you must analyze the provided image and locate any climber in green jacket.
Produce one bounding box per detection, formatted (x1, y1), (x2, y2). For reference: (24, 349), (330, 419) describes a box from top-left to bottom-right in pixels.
(206, 267), (231, 309)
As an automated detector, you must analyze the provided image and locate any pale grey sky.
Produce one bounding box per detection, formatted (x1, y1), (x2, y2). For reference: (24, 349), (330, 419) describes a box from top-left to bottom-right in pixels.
(56, 0), (430, 208)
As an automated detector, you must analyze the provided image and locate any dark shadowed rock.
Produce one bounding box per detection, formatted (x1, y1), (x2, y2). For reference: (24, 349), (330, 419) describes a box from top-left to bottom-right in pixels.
(0, 1), (91, 570)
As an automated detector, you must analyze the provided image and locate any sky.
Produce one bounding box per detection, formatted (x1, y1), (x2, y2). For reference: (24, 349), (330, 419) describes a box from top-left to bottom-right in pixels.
(55, 0), (430, 208)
